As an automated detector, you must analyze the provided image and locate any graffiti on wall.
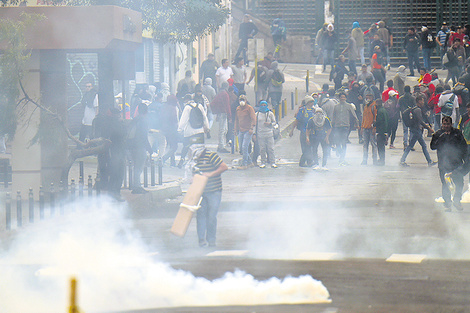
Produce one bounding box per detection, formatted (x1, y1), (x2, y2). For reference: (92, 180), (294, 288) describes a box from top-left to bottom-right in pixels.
(66, 53), (98, 134)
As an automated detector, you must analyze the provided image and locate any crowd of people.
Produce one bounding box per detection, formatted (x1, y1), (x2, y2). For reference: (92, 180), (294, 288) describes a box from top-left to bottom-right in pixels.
(73, 16), (470, 243)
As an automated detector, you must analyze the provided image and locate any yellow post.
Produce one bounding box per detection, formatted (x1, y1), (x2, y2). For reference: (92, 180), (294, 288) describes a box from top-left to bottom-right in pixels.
(69, 278), (78, 313)
(306, 70), (310, 94)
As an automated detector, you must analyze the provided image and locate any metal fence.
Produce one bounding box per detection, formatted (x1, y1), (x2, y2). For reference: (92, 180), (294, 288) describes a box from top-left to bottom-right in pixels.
(1, 158), (163, 231)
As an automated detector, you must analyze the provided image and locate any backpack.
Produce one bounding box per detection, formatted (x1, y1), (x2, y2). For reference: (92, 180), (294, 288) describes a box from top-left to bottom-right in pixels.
(271, 69), (284, 86)
(257, 67), (267, 84)
(402, 106), (418, 128)
(441, 94), (456, 117)
(187, 103), (204, 129)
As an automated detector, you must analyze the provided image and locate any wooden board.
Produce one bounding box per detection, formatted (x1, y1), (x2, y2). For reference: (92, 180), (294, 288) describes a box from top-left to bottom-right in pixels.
(170, 174), (208, 237)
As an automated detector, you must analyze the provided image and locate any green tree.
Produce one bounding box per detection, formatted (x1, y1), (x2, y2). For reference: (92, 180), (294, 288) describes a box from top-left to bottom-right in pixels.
(60, 0), (229, 43)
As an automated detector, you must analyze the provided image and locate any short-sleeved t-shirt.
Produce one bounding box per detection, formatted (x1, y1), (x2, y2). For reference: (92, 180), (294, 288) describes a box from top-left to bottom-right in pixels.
(295, 107), (315, 132)
(196, 151), (224, 193)
(307, 116), (332, 138)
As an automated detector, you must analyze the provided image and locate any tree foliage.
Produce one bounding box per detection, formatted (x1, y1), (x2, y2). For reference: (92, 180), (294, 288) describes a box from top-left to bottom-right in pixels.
(59, 0), (229, 43)
(0, 12), (44, 137)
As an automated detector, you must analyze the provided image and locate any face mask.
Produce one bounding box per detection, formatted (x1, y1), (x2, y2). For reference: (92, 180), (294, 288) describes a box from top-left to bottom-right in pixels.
(239, 100), (246, 106)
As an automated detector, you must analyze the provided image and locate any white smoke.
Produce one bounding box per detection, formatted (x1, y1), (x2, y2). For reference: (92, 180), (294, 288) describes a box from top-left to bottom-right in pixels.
(0, 198), (331, 313)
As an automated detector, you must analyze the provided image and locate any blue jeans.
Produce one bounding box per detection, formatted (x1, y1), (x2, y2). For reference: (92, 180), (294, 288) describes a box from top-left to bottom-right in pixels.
(334, 127), (350, 162)
(197, 190), (222, 245)
(323, 49), (335, 71)
(362, 128), (377, 163)
(422, 48), (432, 71)
(400, 128), (432, 164)
(238, 131), (253, 166)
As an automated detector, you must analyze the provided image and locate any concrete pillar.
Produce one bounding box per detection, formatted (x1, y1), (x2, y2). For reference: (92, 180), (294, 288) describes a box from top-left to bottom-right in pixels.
(40, 49), (68, 189)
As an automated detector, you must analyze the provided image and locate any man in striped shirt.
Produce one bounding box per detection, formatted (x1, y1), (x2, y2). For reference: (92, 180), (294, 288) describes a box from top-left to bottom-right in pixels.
(194, 147), (228, 247)
(436, 22), (449, 67)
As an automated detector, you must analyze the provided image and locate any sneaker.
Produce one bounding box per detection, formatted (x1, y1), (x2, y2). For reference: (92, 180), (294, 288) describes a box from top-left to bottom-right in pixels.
(312, 164), (320, 170)
(400, 162), (410, 167)
(271, 164), (278, 168)
(259, 164), (266, 168)
(454, 202), (463, 211)
(361, 160), (367, 165)
(320, 166), (329, 171)
(199, 240), (208, 247)
(428, 161), (438, 167)
(389, 145), (395, 149)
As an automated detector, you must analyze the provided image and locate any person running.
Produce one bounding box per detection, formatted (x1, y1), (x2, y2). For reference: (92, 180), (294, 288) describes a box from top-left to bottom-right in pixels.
(400, 94), (436, 167)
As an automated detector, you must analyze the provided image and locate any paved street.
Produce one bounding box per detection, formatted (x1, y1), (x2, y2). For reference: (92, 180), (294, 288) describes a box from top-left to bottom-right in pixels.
(3, 63), (470, 312)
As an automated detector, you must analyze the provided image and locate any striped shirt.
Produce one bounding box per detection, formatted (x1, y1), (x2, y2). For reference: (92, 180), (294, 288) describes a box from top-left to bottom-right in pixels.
(196, 151), (223, 193)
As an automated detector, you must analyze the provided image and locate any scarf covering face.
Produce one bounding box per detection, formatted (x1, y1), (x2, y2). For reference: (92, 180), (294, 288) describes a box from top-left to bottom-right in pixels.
(313, 108), (327, 128)
(258, 104), (270, 113)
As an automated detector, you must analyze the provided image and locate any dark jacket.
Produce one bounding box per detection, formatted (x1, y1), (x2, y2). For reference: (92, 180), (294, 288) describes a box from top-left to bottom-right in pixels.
(431, 127), (467, 171)
(404, 33), (420, 52)
(375, 105), (389, 135)
(322, 32), (338, 50)
(421, 30), (436, 49)
(239, 22), (258, 40)
(398, 92), (416, 112)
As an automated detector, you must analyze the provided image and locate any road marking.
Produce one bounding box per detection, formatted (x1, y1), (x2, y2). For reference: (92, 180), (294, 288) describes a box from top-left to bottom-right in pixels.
(295, 252), (340, 261)
(386, 254), (426, 263)
(206, 250), (248, 257)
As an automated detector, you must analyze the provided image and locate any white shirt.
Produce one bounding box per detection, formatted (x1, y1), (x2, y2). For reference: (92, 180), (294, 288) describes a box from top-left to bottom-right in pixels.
(82, 94), (98, 126)
(177, 101), (209, 138)
(216, 66), (234, 87)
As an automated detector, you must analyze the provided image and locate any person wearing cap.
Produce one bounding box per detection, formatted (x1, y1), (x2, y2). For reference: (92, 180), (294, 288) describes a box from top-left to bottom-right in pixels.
(351, 21), (365, 65)
(420, 26), (436, 72)
(403, 27), (421, 76)
(437, 22), (450, 68)
(306, 107), (332, 170)
(254, 100), (278, 168)
(384, 89), (399, 149)
(290, 95), (316, 167)
(321, 23), (338, 73)
(234, 14), (258, 66)
(199, 53), (219, 90)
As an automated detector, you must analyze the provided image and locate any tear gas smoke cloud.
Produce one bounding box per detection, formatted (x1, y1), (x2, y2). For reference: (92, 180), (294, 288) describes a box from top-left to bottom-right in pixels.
(0, 198), (330, 313)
